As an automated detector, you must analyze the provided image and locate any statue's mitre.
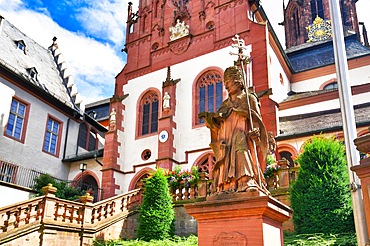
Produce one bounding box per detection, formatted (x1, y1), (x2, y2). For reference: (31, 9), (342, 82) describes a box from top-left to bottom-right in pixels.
(224, 66), (243, 81)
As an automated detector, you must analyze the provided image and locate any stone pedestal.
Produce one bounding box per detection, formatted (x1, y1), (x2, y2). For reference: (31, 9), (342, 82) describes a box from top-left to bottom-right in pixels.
(353, 131), (370, 244)
(185, 192), (292, 246)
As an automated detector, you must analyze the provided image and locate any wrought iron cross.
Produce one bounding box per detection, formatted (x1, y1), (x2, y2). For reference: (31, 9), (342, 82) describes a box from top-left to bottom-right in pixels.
(229, 34), (251, 89)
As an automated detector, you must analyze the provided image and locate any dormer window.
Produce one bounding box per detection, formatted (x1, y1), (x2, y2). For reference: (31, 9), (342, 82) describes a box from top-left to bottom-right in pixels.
(27, 67), (38, 81)
(15, 40), (26, 53)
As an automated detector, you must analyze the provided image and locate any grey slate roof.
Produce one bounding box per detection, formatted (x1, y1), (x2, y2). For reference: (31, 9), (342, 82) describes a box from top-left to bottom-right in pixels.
(286, 34), (370, 72)
(85, 98), (110, 121)
(0, 17), (74, 108)
(278, 102), (370, 139)
(281, 88), (338, 103)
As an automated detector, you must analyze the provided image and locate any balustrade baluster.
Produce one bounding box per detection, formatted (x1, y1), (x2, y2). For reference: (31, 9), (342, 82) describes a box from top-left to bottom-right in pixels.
(25, 204), (32, 224)
(69, 206), (74, 223)
(110, 202), (115, 216)
(184, 186), (189, 200)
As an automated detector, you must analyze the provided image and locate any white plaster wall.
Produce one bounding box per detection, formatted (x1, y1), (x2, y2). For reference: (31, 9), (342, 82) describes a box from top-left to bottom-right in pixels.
(118, 43), (293, 192)
(120, 47), (236, 171)
(0, 78), (82, 180)
(279, 92), (370, 117)
(267, 46), (291, 104)
(67, 160), (102, 184)
(171, 47), (236, 163)
(291, 64), (370, 92)
(0, 185), (33, 207)
(120, 69), (167, 171)
(0, 82), (15, 129)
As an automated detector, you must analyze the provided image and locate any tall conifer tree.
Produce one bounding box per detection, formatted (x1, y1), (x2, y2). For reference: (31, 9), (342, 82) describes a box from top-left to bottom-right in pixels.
(137, 169), (175, 241)
(291, 136), (355, 234)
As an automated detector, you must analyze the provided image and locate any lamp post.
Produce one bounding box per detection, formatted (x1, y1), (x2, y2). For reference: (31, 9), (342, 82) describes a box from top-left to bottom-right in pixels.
(79, 163), (87, 191)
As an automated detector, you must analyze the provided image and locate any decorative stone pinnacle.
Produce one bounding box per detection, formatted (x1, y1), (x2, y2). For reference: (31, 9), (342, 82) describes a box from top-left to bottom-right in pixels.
(42, 183), (58, 196)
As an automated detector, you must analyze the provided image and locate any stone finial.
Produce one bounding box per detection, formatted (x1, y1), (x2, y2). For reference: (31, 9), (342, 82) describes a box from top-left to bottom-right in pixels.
(42, 183), (58, 197)
(79, 192), (94, 204)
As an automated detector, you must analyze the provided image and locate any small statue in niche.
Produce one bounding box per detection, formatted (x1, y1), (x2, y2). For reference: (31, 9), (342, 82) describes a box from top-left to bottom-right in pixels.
(163, 92), (171, 109)
(109, 108), (116, 131)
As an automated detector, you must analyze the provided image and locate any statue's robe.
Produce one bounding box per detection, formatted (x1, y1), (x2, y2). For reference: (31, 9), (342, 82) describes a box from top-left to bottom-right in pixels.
(203, 91), (268, 191)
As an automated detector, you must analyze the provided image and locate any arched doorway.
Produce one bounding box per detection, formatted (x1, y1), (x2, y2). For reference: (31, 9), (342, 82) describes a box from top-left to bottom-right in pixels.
(80, 174), (100, 202)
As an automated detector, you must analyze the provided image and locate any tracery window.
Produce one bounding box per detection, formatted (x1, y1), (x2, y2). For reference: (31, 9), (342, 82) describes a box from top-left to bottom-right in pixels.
(140, 91), (159, 135)
(196, 153), (215, 180)
(196, 71), (223, 125)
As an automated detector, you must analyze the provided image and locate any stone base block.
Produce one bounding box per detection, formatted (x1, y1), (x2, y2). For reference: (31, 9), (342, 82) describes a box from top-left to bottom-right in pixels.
(185, 192), (292, 246)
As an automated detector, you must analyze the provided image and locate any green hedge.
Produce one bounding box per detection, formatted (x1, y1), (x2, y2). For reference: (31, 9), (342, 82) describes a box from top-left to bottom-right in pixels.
(290, 136), (355, 234)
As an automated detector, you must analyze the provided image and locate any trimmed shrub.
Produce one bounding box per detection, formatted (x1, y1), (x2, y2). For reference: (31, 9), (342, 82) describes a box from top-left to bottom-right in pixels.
(290, 135), (355, 234)
(137, 169), (175, 241)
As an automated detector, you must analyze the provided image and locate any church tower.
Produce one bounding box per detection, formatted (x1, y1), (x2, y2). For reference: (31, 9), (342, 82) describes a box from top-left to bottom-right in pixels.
(283, 0), (360, 48)
(102, 0), (289, 199)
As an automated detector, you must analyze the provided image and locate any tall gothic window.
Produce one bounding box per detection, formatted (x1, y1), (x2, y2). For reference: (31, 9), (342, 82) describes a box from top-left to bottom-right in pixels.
(196, 71), (223, 125)
(311, 0), (324, 20)
(293, 7), (300, 39)
(140, 91), (159, 135)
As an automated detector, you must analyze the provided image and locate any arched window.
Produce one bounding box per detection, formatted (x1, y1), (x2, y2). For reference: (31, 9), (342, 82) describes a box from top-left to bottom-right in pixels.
(195, 70), (223, 125)
(323, 82), (338, 90)
(292, 6), (300, 39)
(194, 152), (215, 180)
(279, 151), (295, 168)
(140, 91), (159, 135)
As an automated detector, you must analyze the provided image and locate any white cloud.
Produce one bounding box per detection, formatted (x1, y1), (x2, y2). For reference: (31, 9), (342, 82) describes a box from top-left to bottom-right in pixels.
(0, 6), (125, 104)
(0, 0), (22, 11)
(76, 0), (128, 47)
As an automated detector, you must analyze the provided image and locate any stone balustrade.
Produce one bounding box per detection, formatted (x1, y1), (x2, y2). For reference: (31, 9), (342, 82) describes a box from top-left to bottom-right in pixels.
(0, 196), (44, 233)
(170, 172), (210, 202)
(0, 186), (142, 245)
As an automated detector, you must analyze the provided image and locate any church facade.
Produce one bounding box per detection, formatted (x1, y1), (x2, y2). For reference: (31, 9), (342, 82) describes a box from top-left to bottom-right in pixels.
(102, 0), (370, 199)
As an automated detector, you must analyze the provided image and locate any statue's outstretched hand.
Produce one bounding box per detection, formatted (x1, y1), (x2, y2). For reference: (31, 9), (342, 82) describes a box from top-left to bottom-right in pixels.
(248, 128), (261, 144)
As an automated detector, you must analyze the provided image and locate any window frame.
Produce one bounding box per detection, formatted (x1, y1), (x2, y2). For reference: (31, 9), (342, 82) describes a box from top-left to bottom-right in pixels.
(136, 88), (161, 138)
(193, 67), (225, 127)
(78, 122), (99, 151)
(88, 129), (98, 151)
(15, 40), (26, 54)
(0, 160), (18, 184)
(42, 114), (63, 157)
(4, 96), (30, 144)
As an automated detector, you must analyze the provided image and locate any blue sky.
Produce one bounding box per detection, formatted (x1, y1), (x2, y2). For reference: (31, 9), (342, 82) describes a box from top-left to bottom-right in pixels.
(0, 0), (369, 106)
(0, 0), (129, 106)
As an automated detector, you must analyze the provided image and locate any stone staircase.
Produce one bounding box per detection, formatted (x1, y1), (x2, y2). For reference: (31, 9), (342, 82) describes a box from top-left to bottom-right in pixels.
(0, 186), (142, 245)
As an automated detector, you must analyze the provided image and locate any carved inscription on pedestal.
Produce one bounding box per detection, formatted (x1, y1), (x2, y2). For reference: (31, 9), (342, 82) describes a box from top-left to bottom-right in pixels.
(213, 231), (247, 246)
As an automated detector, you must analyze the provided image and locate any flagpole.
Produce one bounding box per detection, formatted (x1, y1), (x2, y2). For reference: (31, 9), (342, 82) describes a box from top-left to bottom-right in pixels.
(328, 0), (368, 244)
